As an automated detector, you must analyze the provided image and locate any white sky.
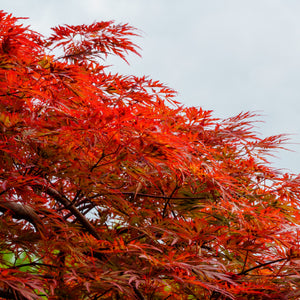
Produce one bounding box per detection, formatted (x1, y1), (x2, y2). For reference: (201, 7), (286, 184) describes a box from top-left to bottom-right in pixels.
(2, 0), (300, 174)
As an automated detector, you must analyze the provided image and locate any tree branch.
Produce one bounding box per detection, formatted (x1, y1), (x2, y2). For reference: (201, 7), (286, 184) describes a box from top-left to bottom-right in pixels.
(40, 186), (101, 240)
(0, 200), (44, 233)
(105, 192), (207, 201)
(238, 258), (287, 275)
(162, 187), (179, 218)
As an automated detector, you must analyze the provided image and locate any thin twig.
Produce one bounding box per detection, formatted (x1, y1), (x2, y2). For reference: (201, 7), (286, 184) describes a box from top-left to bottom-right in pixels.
(238, 258), (287, 275)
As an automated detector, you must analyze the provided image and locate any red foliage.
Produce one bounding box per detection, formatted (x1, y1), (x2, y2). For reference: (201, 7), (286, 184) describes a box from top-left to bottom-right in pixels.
(0, 10), (300, 299)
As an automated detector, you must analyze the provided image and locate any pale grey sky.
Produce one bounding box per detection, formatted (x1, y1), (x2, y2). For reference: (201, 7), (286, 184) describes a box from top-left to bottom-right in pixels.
(2, 0), (300, 173)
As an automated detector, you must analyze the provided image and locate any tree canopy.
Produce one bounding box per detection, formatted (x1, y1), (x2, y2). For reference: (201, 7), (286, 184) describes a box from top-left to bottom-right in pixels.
(0, 11), (300, 299)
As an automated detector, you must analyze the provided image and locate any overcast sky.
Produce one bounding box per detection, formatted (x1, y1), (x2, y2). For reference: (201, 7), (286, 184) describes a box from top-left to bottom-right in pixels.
(3, 0), (300, 173)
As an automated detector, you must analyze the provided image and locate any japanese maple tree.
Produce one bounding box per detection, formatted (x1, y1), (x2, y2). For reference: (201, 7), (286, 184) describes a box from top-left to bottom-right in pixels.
(0, 10), (300, 300)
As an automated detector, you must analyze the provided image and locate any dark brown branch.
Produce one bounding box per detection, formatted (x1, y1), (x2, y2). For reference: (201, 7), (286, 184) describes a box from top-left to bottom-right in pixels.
(209, 258), (288, 300)
(0, 200), (44, 233)
(104, 192), (207, 201)
(132, 193), (206, 200)
(162, 187), (179, 218)
(238, 258), (287, 275)
(90, 151), (105, 172)
(0, 190), (7, 197)
(10, 262), (58, 270)
(241, 250), (249, 274)
(41, 186), (101, 240)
